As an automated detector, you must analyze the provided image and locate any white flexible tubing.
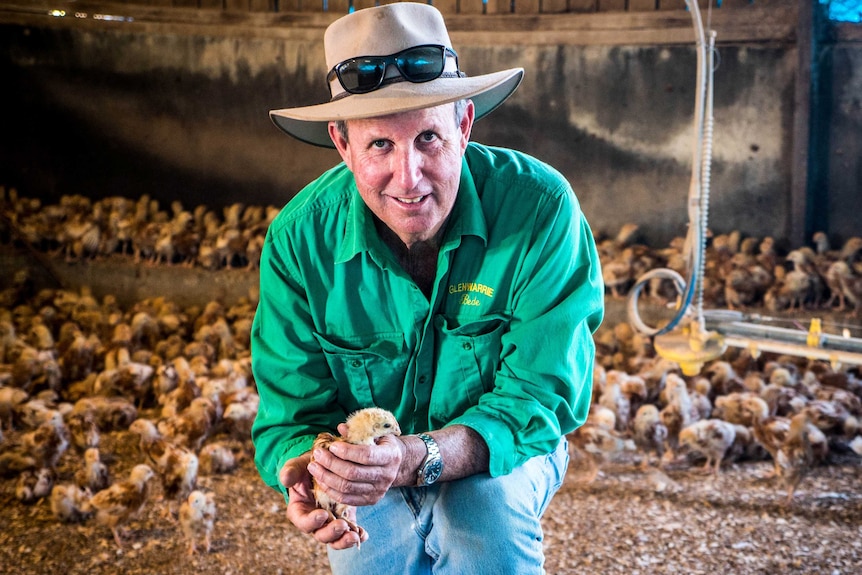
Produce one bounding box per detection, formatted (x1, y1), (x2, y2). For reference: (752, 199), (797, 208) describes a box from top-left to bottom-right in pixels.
(627, 0), (709, 337)
(685, 0), (707, 331)
(695, 30), (717, 333)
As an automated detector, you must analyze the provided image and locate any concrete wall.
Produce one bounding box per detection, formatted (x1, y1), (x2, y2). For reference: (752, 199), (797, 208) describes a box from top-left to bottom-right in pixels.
(0, 2), (857, 248)
(821, 39), (862, 243)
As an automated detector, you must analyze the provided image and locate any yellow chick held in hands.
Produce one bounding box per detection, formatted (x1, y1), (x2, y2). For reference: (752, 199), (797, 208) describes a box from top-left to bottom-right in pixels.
(311, 407), (401, 546)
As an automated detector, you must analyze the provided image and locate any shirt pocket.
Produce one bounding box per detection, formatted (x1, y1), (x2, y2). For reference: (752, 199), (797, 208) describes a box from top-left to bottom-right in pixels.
(430, 312), (511, 423)
(312, 332), (407, 413)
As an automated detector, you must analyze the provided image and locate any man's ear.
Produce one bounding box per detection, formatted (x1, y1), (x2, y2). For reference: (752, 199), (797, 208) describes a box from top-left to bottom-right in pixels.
(459, 100), (475, 153)
(328, 122), (351, 168)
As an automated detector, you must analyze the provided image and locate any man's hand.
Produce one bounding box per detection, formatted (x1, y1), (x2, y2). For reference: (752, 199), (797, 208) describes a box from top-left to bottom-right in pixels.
(279, 453), (366, 550)
(308, 423), (404, 506)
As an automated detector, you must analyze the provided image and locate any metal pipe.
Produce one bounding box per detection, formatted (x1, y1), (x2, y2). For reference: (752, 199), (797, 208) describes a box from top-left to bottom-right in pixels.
(721, 335), (862, 367)
(706, 319), (862, 354)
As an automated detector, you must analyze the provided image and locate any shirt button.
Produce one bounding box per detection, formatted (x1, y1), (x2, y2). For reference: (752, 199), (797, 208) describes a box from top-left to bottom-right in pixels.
(350, 360), (362, 368)
(462, 342), (473, 351)
(418, 375), (427, 384)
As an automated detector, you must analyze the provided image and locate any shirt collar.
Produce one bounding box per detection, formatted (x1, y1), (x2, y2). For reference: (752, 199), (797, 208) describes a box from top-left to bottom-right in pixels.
(335, 155), (488, 265)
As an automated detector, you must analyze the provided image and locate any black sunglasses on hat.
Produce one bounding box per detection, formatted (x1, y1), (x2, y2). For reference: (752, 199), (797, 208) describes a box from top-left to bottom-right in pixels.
(327, 44), (462, 98)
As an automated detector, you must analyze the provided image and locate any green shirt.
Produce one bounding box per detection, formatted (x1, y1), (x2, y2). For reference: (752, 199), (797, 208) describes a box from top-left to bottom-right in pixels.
(251, 142), (604, 497)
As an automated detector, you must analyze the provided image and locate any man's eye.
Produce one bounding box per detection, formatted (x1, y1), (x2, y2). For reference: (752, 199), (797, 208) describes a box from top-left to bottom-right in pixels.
(419, 132), (437, 143)
(372, 140), (388, 149)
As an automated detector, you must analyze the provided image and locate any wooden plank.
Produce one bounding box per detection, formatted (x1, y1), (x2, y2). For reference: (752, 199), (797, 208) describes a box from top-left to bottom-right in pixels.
(541, 0), (571, 14)
(628, 0), (658, 11)
(513, 0), (540, 14)
(459, 0), (488, 15)
(276, 0), (300, 11)
(720, 0), (760, 7)
(249, 0), (275, 11)
(433, 0), (460, 17)
(488, 0), (512, 13)
(353, 0), (378, 11)
(9, 0), (796, 44)
(172, 0), (200, 9)
(223, 0), (248, 10)
(597, 0), (626, 11)
(198, 0), (225, 10)
(659, 0), (728, 9)
(568, 0), (597, 13)
(658, 0), (686, 9)
(305, 0), (326, 11)
(326, 0), (351, 14)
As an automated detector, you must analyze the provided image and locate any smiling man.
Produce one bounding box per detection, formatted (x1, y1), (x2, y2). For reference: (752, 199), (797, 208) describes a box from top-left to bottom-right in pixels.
(250, 4), (604, 574)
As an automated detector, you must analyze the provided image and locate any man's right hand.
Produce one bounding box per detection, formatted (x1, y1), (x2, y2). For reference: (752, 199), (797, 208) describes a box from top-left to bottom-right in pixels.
(279, 453), (366, 550)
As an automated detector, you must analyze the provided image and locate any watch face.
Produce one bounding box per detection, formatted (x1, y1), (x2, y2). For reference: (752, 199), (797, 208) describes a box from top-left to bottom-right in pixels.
(423, 459), (443, 484)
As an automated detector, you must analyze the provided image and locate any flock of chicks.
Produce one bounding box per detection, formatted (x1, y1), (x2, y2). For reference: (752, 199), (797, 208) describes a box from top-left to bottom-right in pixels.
(3, 186), (862, 316)
(1, 188), (862, 552)
(1, 187), (279, 270)
(0, 273), (257, 553)
(598, 222), (862, 316)
(572, 320), (862, 504)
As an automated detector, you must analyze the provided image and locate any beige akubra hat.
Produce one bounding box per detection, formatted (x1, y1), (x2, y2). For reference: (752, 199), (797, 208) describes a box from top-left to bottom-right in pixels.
(269, 2), (524, 148)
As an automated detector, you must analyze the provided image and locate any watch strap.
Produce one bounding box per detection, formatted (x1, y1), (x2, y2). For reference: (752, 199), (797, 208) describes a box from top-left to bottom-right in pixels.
(416, 433), (443, 486)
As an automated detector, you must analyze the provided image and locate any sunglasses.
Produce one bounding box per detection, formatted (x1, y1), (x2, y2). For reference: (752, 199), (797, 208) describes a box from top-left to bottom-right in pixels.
(327, 44), (461, 97)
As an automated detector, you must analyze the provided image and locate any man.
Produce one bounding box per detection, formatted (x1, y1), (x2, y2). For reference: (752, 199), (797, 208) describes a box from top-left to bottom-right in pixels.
(251, 3), (604, 573)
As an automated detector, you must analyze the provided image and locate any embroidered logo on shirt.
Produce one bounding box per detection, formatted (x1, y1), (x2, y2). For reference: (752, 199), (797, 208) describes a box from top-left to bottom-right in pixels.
(448, 282), (495, 306)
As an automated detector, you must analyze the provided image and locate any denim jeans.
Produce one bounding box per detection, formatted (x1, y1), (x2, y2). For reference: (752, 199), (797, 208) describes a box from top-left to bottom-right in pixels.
(326, 437), (569, 575)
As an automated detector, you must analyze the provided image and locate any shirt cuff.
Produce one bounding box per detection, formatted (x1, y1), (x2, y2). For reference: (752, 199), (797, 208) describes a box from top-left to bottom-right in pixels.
(447, 414), (516, 477)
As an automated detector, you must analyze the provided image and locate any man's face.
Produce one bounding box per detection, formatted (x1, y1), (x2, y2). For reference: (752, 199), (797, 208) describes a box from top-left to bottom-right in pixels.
(329, 101), (474, 249)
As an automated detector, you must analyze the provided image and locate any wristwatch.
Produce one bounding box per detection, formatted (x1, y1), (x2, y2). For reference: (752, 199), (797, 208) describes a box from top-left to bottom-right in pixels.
(415, 433), (444, 487)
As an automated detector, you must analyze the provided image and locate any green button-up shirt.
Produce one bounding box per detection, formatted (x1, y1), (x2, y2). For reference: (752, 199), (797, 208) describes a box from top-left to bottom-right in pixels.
(251, 142), (604, 497)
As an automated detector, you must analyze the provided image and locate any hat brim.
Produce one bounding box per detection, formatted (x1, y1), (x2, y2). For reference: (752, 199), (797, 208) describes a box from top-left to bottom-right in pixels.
(270, 68), (524, 148)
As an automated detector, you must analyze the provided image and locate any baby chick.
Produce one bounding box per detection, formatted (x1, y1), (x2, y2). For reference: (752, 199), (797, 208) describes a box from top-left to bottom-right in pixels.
(569, 411), (636, 484)
(198, 441), (240, 475)
(598, 371), (632, 432)
(179, 490), (216, 555)
(76, 447), (110, 493)
(72, 396), (138, 431)
(50, 483), (93, 523)
(775, 411), (815, 505)
(0, 385), (28, 430)
(157, 396), (216, 452)
(632, 404), (668, 471)
(712, 391), (761, 426)
(129, 418), (199, 519)
(678, 419), (737, 476)
(85, 464), (155, 548)
(312, 407), (401, 544)
(65, 411), (100, 453)
(21, 410), (70, 471)
(222, 392), (259, 440)
(741, 395), (790, 478)
(16, 467), (54, 504)
(659, 373), (693, 459)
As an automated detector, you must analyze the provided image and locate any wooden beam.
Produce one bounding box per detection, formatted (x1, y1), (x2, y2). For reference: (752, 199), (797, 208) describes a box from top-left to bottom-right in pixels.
(0, 1), (798, 45)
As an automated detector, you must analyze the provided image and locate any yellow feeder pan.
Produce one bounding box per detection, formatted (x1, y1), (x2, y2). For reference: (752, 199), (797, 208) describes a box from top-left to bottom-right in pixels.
(654, 329), (727, 376)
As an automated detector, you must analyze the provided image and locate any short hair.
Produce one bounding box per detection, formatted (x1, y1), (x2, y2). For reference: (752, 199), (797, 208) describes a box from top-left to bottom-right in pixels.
(334, 99), (469, 144)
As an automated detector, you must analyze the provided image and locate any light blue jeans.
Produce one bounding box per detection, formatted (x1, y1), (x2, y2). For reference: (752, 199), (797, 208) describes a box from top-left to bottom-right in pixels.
(326, 438), (569, 575)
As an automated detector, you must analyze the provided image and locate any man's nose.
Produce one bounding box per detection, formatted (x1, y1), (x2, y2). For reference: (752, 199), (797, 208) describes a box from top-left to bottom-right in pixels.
(393, 147), (422, 190)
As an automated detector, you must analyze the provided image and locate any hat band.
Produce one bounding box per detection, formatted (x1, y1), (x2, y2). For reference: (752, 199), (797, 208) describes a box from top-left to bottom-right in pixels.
(327, 45), (461, 100)
(328, 70), (467, 103)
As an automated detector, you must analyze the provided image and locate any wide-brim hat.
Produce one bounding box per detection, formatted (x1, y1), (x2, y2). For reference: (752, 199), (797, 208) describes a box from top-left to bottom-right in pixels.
(269, 2), (524, 148)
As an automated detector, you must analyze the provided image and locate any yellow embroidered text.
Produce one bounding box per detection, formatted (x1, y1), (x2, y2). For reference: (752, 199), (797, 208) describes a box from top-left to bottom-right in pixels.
(448, 282), (495, 298)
